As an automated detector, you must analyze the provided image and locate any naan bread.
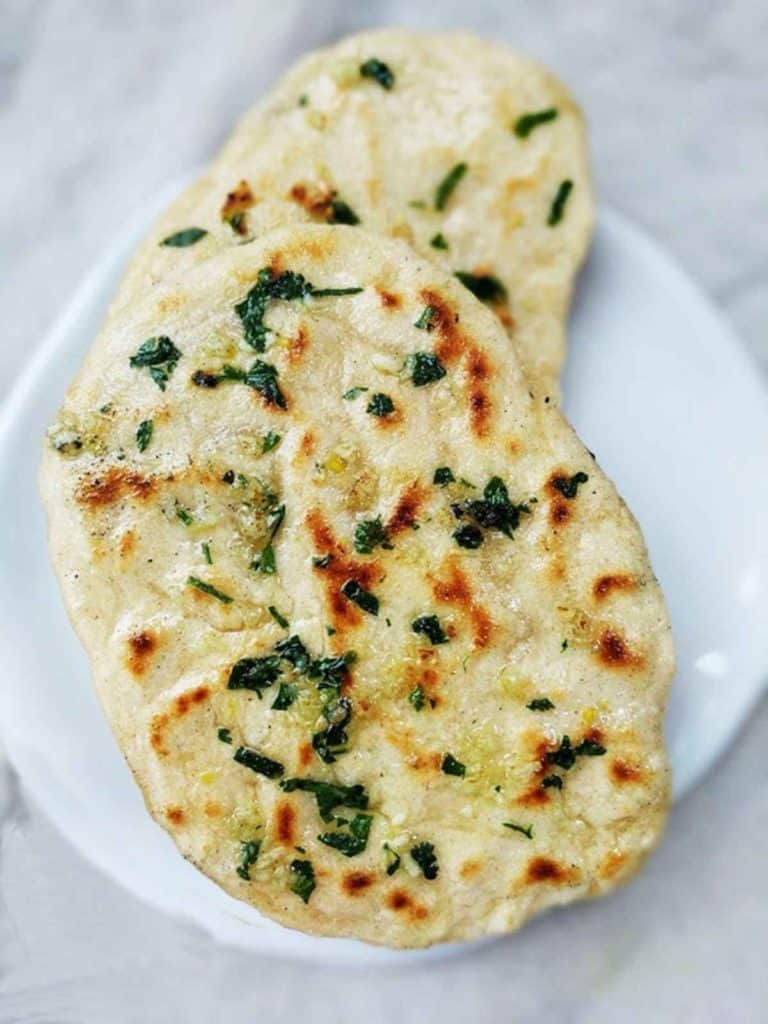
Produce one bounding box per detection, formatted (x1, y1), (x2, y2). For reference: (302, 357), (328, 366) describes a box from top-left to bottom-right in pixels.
(41, 225), (672, 948)
(116, 29), (593, 396)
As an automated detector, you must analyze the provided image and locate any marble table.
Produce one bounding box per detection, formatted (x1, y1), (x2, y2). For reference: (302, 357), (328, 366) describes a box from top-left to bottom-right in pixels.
(1, 1), (766, 1020)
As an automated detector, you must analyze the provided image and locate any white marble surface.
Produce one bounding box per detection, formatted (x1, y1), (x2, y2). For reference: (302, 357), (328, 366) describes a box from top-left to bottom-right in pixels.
(1, 1), (766, 1020)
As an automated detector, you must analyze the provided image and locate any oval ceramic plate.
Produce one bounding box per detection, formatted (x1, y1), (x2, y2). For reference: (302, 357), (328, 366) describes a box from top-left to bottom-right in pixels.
(0, 188), (766, 965)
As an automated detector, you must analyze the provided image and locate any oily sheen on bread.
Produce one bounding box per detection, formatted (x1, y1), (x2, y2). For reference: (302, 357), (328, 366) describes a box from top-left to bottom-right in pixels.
(116, 29), (593, 397)
(41, 225), (672, 947)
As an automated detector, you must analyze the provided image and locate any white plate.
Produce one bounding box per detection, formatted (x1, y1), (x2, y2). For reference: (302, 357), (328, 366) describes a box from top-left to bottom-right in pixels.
(0, 191), (766, 965)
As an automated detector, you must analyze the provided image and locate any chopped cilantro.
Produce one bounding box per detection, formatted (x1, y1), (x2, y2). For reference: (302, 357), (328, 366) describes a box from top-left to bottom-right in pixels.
(410, 841), (439, 880)
(262, 431), (282, 453)
(236, 839), (261, 880)
(245, 360), (286, 409)
(430, 232), (449, 250)
(504, 822), (534, 839)
(343, 386), (369, 400)
(217, 727), (232, 744)
(268, 605), (289, 629)
(383, 843), (401, 876)
(367, 392), (395, 416)
(275, 634), (311, 672)
(411, 615), (448, 645)
(312, 696), (352, 763)
(187, 576), (233, 603)
(202, 542), (212, 564)
(341, 579), (379, 616)
(235, 268), (312, 351)
(160, 226), (208, 247)
(514, 108), (558, 138)
(561, 639), (569, 652)
(227, 655), (282, 695)
(548, 179), (573, 226)
(360, 57), (394, 90)
(310, 286), (364, 297)
(136, 419), (153, 452)
(542, 774), (563, 790)
(433, 466), (455, 486)
(406, 351), (446, 386)
(353, 516), (391, 555)
(289, 859), (316, 903)
(527, 697), (555, 711)
(546, 734), (606, 773)
(414, 305), (436, 331)
(551, 471), (589, 498)
(129, 336), (181, 391)
(459, 476), (532, 539)
(408, 686), (426, 711)
(441, 753), (466, 777)
(251, 502), (285, 575)
(453, 523), (483, 549)
(280, 777), (369, 822)
(318, 813), (372, 857)
(271, 681), (299, 710)
(329, 197), (360, 225)
(233, 745), (285, 778)
(454, 271), (507, 304)
(307, 650), (357, 690)
(435, 162), (468, 211)
(176, 505), (194, 526)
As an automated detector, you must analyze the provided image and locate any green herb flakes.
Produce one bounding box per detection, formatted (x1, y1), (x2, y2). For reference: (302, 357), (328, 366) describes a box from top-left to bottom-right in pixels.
(318, 812), (372, 857)
(271, 681), (299, 711)
(453, 523), (484, 549)
(410, 841), (439, 880)
(129, 336), (181, 391)
(201, 542), (213, 564)
(268, 605), (289, 629)
(411, 615), (448, 645)
(280, 777), (369, 823)
(366, 392), (395, 417)
(454, 271), (507, 304)
(360, 57), (394, 90)
(262, 431), (282, 453)
(406, 351), (446, 386)
(514, 108), (558, 138)
(217, 727), (232, 744)
(160, 227), (208, 247)
(343, 386), (369, 400)
(136, 419), (153, 452)
(328, 197), (360, 225)
(527, 697), (555, 711)
(441, 753), (466, 777)
(548, 179), (573, 226)
(245, 360), (286, 409)
(435, 162), (467, 211)
(414, 305), (437, 331)
(289, 858), (316, 903)
(408, 686), (427, 711)
(227, 655), (282, 695)
(233, 745), (285, 779)
(341, 579), (379, 616)
(353, 516), (391, 555)
(187, 576), (233, 603)
(312, 695), (352, 764)
(236, 840), (261, 880)
(433, 466), (455, 486)
(381, 843), (401, 876)
(551, 471), (589, 498)
(430, 232), (449, 250)
(504, 822), (534, 839)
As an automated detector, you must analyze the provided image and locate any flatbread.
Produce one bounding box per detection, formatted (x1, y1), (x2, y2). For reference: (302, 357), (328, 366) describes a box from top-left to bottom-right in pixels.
(41, 224), (672, 948)
(116, 29), (593, 396)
